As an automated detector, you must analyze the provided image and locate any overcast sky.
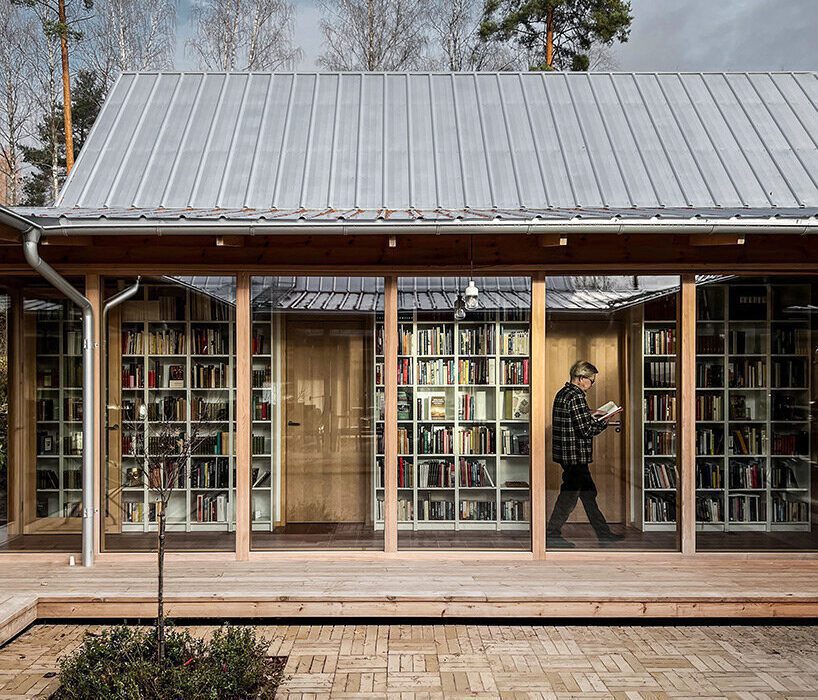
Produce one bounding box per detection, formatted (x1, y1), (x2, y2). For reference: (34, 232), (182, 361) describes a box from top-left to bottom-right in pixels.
(175, 0), (818, 71)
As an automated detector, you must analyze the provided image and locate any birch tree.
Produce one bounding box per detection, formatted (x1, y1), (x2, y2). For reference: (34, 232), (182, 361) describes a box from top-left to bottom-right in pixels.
(428, 0), (522, 70)
(318, 0), (429, 71)
(85, 0), (176, 88)
(0, 1), (38, 205)
(188, 0), (301, 71)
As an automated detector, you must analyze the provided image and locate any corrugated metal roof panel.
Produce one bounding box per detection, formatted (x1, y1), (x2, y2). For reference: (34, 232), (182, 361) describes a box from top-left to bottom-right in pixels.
(51, 71), (818, 215)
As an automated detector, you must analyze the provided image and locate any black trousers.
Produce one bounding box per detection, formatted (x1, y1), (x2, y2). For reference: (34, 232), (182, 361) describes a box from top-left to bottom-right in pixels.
(546, 462), (612, 537)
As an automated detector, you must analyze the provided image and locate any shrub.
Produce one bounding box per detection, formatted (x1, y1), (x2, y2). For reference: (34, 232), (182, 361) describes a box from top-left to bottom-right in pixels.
(53, 625), (285, 700)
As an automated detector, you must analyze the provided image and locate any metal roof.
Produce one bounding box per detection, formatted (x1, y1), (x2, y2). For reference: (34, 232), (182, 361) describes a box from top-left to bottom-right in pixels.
(18, 71), (815, 226)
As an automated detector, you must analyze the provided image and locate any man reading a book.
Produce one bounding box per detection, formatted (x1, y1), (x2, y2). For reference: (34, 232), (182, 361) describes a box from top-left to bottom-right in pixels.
(546, 361), (625, 548)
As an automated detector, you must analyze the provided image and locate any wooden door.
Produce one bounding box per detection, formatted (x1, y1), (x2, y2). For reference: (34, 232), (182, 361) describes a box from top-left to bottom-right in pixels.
(545, 317), (627, 524)
(284, 317), (370, 523)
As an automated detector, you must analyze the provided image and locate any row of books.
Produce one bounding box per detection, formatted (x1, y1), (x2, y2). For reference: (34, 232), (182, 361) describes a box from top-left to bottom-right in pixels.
(418, 425), (453, 455)
(501, 359), (529, 385)
(251, 331), (270, 355)
(189, 459), (230, 489)
(696, 428), (722, 456)
(728, 427), (766, 455)
(149, 397), (187, 422)
(645, 394), (676, 421)
(771, 431), (809, 456)
(416, 359), (454, 385)
(190, 296), (230, 322)
(191, 363), (228, 389)
(192, 328), (228, 355)
(36, 368), (60, 389)
(252, 367), (272, 388)
(696, 496), (723, 523)
(729, 461), (765, 489)
(644, 328), (676, 355)
(772, 359), (807, 388)
(36, 398), (56, 421)
(728, 360), (766, 388)
(458, 392), (488, 422)
(645, 428), (675, 456)
(728, 329), (765, 355)
(696, 333), (724, 354)
(460, 500), (497, 521)
(502, 498), (530, 522)
(198, 432), (231, 455)
(772, 498), (809, 523)
(418, 326), (454, 355)
(418, 498), (456, 521)
(729, 494), (764, 522)
(645, 360), (675, 388)
(772, 463), (801, 489)
(460, 458), (493, 487)
(36, 468), (60, 489)
(417, 460), (455, 487)
(397, 427), (411, 454)
(728, 395), (755, 420)
(191, 399), (229, 422)
(644, 462), (677, 490)
(195, 493), (228, 522)
(458, 326), (493, 355)
(695, 394), (722, 421)
(459, 425), (495, 455)
(251, 434), (267, 454)
(500, 428), (529, 456)
(122, 362), (145, 389)
(122, 328), (186, 355)
(123, 501), (163, 523)
(697, 461), (723, 489)
(696, 362), (723, 388)
(458, 358), (496, 385)
(645, 494), (675, 523)
(252, 397), (272, 420)
(772, 328), (809, 355)
(500, 329), (529, 356)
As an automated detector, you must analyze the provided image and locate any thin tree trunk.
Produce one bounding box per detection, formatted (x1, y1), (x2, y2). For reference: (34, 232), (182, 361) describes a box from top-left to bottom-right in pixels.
(545, 5), (553, 68)
(157, 505), (165, 662)
(58, 0), (75, 173)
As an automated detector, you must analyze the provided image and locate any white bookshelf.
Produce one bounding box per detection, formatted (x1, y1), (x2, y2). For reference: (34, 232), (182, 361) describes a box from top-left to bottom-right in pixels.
(374, 312), (531, 532)
(639, 282), (813, 533)
(116, 283), (236, 533)
(34, 301), (83, 521)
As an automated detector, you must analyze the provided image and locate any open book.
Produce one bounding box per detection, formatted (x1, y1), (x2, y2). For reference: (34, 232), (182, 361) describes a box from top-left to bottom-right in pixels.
(593, 400), (623, 420)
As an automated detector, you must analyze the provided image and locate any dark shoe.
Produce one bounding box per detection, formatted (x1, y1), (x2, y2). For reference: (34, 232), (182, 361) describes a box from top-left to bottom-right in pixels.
(597, 531), (626, 543)
(547, 534), (576, 548)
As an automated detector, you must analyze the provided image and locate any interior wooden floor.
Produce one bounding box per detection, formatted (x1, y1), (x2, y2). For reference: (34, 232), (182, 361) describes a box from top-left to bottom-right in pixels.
(4, 522), (818, 552)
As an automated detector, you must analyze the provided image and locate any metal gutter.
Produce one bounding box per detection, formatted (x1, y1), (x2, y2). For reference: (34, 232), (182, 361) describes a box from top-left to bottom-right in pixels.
(23, 216), (818, 237)
(0, 206), (96, 567)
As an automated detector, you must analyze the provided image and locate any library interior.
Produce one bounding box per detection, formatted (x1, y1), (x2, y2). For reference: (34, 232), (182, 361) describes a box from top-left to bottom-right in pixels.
(1, 273), (817, 554)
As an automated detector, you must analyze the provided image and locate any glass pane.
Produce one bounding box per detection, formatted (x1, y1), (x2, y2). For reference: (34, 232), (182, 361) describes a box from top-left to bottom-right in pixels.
(0, 293), (8, 541)
(696, 276), (818, 551)
(103, 276), (236, 552)
(250, 277), (383, 550)
(545, 275), (680, 551)
(396, 277), (531, 551)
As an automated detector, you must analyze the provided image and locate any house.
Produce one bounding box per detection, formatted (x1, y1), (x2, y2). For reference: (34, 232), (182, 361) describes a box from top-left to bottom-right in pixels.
(0, 71), (817, 619)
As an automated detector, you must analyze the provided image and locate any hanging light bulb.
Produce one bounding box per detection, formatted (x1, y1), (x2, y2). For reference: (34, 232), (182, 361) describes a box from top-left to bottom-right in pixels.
(454, 293), (467, 321)
(464, 278), (479, 310)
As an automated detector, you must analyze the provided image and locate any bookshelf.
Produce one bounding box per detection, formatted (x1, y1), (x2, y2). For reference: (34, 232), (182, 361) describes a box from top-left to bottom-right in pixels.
(639, 282), (813, 533)
(34, 300), (84, 521)
(114, 283), (236, 532)
(374, 312), (531, 532)
(250, 315), (283, 530)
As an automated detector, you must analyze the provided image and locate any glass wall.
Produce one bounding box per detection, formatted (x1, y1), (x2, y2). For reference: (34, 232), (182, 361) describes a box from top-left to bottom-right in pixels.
(395, 277), (532, 551)
(250, 277), (383, 550)
(696, 276), (818, 551)
(0, 292), (9, 542)
(103, 276), (236, 552)
(545, 276), (680, 551)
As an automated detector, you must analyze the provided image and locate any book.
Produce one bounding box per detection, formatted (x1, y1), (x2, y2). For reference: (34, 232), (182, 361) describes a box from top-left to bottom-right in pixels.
(594, 400), (623, 420)
(429, 395), (447, 420)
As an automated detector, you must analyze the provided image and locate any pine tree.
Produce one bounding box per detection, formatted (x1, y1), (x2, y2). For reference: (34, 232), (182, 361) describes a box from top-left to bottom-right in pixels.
(480, 0), (632, 71)
(21, 69), (104, 206)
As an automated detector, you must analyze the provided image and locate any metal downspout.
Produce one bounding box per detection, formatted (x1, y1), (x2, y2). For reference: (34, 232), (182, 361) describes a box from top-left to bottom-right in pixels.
(22, 228), (96, 567)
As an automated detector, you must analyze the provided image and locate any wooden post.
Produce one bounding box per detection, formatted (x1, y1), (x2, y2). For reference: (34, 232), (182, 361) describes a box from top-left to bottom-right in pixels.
(679, 275), (696, 555)
(383, 276), (398, 553)
(86, 275), (103, 557)
(235, 273), (251, 560)
(7, 289), (22, 538)
(531, 273), (546, 559)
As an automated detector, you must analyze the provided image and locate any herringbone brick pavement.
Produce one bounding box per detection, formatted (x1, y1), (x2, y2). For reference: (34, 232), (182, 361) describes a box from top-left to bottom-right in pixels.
(1, 623), (817, 698)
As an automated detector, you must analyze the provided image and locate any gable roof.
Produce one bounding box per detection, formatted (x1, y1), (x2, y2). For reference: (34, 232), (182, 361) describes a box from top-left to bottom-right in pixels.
(16, 71), (818, 228)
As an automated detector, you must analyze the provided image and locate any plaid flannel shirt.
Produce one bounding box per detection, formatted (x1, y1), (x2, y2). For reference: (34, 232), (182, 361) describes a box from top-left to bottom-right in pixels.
(552, 382), (607, 465)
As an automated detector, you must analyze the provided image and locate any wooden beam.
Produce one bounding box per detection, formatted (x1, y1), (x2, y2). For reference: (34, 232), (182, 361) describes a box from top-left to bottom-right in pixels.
(85, 275), (103, 558)
(689, 233), (746, 247)
(235, 272), (251, 561)
(530, 274), (546, 559)
(41, 236), (93, 247)
(679, 275), (696, 555)
(383, 276), (398, 553)
(538, 234), (568, 247)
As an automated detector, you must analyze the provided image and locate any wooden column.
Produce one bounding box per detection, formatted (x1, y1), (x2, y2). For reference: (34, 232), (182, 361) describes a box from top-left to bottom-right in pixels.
(679, 275), (696, 555)
(235, 273), (251, 560)
(86, 275), (103, 557)
(531, 273), (546, 559)
(7, 289), (23, 538)
(383, 276), (398, 553)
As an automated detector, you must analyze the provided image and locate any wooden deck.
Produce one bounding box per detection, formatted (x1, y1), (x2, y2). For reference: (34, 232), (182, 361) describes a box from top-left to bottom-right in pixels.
(2, 556), (818, 646)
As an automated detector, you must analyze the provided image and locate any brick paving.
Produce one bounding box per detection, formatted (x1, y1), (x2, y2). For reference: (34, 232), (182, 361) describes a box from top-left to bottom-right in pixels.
(1, 623), (817, 698)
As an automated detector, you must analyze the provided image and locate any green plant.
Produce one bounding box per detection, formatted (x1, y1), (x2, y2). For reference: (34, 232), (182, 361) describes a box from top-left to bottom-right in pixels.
(53, 625), (285, 700)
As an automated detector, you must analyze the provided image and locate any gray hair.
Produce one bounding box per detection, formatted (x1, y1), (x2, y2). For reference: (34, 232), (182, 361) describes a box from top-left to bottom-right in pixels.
(570, 361), (598, 380)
